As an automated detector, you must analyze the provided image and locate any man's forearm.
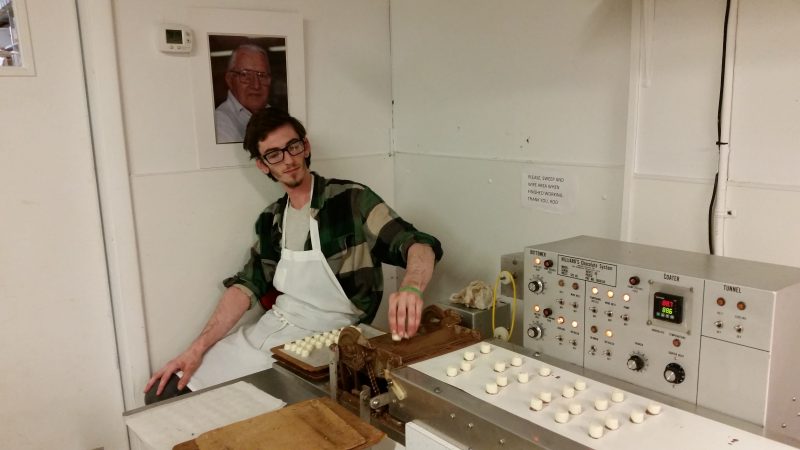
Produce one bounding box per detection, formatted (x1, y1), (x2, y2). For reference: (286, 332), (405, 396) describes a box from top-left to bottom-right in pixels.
(400, 243), (435, 291)
(187, 286), (251, 355)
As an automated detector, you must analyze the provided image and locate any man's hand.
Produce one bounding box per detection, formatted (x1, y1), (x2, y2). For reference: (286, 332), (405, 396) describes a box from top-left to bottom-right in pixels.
(144, 347), (203, 396)
(388, 287), (423, 339)
(389, 243), (436, 339)
(144, 349), (203, 395)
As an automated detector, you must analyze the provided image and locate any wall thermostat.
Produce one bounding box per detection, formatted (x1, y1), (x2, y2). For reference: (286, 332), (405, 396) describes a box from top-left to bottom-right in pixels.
(159, 24), (193, 54)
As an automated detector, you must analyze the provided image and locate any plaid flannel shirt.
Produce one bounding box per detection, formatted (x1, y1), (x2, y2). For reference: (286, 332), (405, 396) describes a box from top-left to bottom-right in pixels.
(223, 172), (443, 324)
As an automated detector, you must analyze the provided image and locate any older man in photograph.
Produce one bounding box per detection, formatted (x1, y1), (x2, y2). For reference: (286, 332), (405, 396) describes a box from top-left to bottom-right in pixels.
(215, 44), (271, 143)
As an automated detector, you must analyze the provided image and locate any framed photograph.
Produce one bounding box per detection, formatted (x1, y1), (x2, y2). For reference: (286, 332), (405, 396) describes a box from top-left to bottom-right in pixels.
(0, 0), (36, 76)
(190, 8), (306, 168)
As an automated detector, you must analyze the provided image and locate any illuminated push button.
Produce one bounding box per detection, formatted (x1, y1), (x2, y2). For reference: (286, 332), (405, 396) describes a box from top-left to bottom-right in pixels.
(494, 362), (506, 372)
(485, 383), (499, 394)
(574, 379), (587, 391)
(539, 391), (553, 403)
(446, 366), (458, 377)
(530, 398), (544, 411)
(605, 416), (620, 430)
(594, 398), (609, 411)
(562, 386), (575, 398)
(611, 390), (625, 403)
(534, 257), (541, 265)
(533, 304), (541, 313)
(717, 297), (726, 306)
(630, 409), (645, 424)
(568, 403), (583, 415)
(647, 403), (662, 415)
(511, 356), (523, 367)
(607, 290), (615, 299)
(737, 301), (747, 311)
(517, 372), (530, 383)
(538, 366), (552, 377)
(557, 316), (566, 325)
(480, 343), (492, 354)
(554, 410), (570, 424)
(605, 329), (614, 338)
(588, 422), (604, 439)
(464, 351), (475, 361)
(571, 320), (579, 328)
(572, 282), (580, 290)
(496, 374), (508, 387)
(623, 294), (631, 302)
(592, 287), (599, 295)
(460, 361), (472, 372)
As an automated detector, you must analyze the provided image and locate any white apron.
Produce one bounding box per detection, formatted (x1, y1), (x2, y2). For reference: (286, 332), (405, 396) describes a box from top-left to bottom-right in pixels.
(187, 212), (362, 391)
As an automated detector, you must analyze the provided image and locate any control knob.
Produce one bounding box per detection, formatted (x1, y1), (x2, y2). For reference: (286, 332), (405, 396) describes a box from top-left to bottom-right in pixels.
(626, 354), (646, 372)
(527, 325), (544, 340)
(528, 279), (544, 293)
(663, 363), (685, 384)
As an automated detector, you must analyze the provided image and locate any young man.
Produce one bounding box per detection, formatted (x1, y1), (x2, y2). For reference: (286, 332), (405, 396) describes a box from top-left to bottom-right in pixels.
(145, 108), (442, 401)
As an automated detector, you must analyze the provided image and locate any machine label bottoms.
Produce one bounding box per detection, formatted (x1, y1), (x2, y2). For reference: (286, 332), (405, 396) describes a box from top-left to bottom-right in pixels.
(558, 255), (617, 286)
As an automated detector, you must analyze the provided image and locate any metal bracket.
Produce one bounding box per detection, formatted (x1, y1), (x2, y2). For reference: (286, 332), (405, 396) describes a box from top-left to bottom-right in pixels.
(359, 385), (371, 421)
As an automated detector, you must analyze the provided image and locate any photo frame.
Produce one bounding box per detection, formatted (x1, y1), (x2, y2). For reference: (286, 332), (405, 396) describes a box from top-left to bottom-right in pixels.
(0, 0), (36, 76)
(190, 8), (306, 169)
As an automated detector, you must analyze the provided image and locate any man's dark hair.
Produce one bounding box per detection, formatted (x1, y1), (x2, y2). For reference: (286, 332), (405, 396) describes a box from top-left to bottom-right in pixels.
(243, 108), (310, 181)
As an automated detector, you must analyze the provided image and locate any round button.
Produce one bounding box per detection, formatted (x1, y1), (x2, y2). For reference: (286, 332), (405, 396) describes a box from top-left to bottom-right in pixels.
(629, 276), (640, 286)
(446, 366), (458, 377)
(511, 356), (523, 367)
(627, 355), (646, 371)
(647, 403), (662, 415)
(664, 363), (685, 384)
(539, 366), (552, 377)
(630, 409), (645, 424)
(517, 372), (530, 383)
(539, 391), (552, 402)
(594, 398), (609, 411)
(527, 326), (543, 339)
(486, 383), (499, 394)
(542, 308), (553, 317)
(574, 379), (587, 391)
(605, 416), (620, 430)
(460, 361), (472, 372)
(464, 351), (475, 361)
(494, 362), (506, 372)
(480, 343), (492, 354)
(568, 403), (583, 415)
(562, 386), (575, 398)
(530, 398), (544, 411)
(544, 259), (554, 268)
(717, 297), (726, 306)
(611, 390), (625, 403)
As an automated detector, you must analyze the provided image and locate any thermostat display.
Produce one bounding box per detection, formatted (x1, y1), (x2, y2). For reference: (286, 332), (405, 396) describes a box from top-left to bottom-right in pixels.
(653, 292), (684, 324)
(159, 24), (193, 54)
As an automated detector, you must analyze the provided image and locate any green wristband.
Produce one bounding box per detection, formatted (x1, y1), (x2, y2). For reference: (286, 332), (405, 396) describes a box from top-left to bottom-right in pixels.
(399, 286), (423, 298)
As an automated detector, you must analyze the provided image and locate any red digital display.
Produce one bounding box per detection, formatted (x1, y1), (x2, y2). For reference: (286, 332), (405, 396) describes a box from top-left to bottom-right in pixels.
(653, 292), (683, 324)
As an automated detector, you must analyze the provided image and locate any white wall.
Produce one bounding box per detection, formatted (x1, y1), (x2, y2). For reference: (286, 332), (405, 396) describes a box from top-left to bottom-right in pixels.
(626, 0), (800, 269)
(112, 0), (395, 371)
(390, 0), (632, 303)
(0, 0), (127, 448)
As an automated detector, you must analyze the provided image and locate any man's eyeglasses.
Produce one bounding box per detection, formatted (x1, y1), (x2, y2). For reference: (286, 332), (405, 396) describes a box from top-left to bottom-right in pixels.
(229, 69), (271, 85)
(261, 138), (305, 164)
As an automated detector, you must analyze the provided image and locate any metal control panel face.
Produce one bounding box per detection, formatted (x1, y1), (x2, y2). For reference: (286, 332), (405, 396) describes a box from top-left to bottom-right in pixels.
(518, 236), (800, 445)
(524, 249), (702, 403)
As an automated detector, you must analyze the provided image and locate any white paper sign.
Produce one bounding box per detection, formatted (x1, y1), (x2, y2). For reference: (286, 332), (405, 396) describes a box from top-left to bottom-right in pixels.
(521, 167), (576, 213)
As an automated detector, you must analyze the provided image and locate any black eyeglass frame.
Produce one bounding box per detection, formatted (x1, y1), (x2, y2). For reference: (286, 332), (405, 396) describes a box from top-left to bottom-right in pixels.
(260, 138), (306, 165)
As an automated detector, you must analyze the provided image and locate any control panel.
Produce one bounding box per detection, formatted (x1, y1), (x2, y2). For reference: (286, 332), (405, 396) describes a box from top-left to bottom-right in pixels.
(522, 236), (800, 443)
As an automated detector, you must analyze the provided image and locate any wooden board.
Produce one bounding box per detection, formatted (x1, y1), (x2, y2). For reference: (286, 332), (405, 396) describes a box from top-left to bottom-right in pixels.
(173, 397), (384, 450)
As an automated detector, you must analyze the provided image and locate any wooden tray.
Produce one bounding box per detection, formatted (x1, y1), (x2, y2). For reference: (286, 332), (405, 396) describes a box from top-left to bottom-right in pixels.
(173, 397), (384, 450)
